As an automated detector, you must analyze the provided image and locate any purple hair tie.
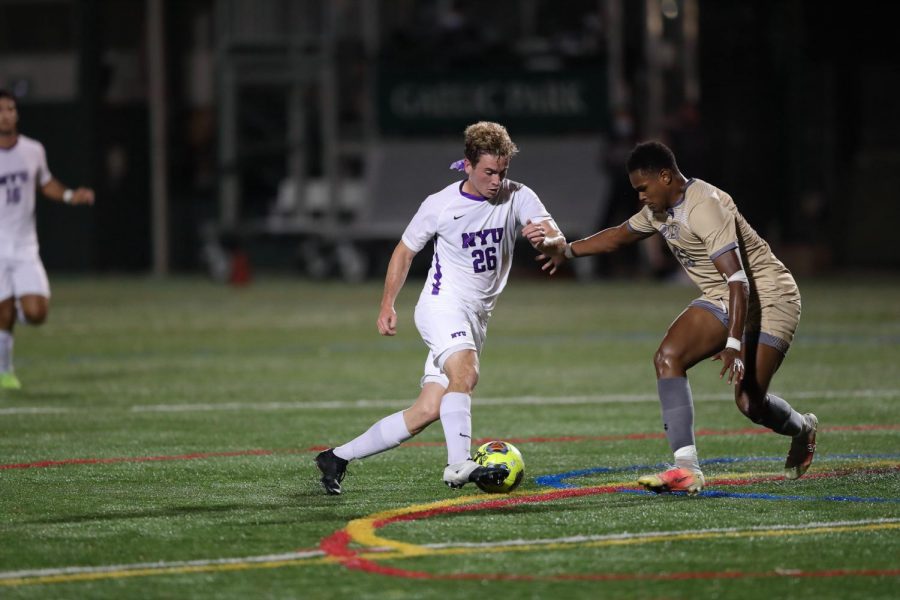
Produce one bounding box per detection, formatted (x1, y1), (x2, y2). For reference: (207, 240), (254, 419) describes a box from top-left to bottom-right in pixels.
(449, 159), (466, 171)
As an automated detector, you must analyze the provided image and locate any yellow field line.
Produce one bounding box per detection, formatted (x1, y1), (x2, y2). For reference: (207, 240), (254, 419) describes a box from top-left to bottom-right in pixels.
(345, 493), (487, 555)
(344, 480), (643, 553)
(6, 470), (898, 587)
(355, 522), (900, 560)
(0, 556), (336, 587)
(7, 520), (897, 587)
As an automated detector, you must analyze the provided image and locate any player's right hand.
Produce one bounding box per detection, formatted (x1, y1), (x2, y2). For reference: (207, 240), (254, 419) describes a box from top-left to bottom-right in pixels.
(377, 307), (397, 336)
(72, 187), (95, 205)
(713, 349), (744, 384)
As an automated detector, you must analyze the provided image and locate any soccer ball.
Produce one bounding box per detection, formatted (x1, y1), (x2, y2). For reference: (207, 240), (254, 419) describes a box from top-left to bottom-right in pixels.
(473, 440), (525, 493)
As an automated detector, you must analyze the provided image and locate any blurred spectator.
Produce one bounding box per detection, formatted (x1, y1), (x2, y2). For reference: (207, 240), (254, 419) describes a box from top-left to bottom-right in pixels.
(381, 0), (604, 71)
(663, 100), (707, 177)
(596, 108), (641, 277)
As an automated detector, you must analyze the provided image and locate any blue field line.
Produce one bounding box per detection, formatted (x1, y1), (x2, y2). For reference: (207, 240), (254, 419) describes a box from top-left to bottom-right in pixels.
(616, 488), (900, 503)
(534, 453), (900, 489)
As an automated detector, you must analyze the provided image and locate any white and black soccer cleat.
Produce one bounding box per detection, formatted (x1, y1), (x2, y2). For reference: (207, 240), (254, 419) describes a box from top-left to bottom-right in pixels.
(443, 458), (509, 490)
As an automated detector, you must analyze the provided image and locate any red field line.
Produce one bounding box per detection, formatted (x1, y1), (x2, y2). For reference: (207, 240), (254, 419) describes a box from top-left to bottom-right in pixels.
(0, 449), (303, 470)
(321, 423), (900, 451)
(3, 424), (897, 471)
(320, 477), (900, 582)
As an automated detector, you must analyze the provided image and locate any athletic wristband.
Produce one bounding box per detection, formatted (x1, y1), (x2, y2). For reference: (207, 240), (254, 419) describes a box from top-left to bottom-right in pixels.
(63, 189), (74, 204)
(726, 269), (748, 284)
(726, 337), (742, 352)
(563, 243), (575, 259)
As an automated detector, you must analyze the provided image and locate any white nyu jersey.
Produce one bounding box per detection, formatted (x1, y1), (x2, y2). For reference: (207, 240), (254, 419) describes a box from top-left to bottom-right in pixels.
(402, 179), (552, 315)
(0, 135), (52, 259)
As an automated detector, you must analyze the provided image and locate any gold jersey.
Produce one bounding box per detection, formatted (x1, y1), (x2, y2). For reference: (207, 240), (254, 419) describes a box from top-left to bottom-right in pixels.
(627, 178), (799, 305)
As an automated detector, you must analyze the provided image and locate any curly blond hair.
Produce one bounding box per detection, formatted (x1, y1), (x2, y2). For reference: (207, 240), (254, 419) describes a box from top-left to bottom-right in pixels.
(463, 121), (519, 165)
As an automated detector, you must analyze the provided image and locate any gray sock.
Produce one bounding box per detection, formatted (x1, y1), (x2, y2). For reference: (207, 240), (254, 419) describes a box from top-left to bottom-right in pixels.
(658, 377), (696, 452)
(754, 394), (804, 437)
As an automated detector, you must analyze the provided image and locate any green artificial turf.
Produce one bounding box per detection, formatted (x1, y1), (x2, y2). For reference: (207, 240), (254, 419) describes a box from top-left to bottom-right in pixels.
(0, 275), (898, 599)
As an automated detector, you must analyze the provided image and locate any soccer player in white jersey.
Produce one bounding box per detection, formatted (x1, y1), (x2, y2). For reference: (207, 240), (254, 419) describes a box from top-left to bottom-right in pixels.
(315, 121), (566, 494)
(0, 89), (95, 390)
(525, 141), (817, 495)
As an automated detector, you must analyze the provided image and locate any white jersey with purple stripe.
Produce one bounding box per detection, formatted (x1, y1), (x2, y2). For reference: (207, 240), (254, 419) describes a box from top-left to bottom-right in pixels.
(401, 178), (552, 316)
(0, 135), (52, 259)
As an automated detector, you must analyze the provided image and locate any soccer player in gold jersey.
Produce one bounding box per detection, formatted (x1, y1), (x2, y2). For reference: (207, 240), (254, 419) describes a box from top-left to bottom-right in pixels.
(523, 141), (817, 494)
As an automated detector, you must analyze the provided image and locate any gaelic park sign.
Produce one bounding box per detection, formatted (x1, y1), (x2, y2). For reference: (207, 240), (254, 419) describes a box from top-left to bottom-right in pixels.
(377, 68), (607, 135)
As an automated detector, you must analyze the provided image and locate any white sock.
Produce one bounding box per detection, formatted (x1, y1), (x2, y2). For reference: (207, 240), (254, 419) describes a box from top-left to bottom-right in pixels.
(440, 392), (472, 465)
(333, 410), (411, 461)
(674, 444), (701, 473)
(0, 330), (13, 373)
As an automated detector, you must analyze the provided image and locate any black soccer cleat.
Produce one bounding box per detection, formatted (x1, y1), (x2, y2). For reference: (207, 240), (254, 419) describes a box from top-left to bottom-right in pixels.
(315, 449), (348, 495)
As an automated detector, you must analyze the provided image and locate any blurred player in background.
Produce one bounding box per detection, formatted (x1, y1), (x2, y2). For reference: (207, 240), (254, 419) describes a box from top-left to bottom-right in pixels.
(0, 89), (95, 390)
(524, 141), (817, 494)
(315, 121), (566, 494)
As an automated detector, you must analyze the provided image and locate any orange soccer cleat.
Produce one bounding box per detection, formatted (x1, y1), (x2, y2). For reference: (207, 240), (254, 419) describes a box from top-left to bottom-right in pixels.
(784, 413), (818, 480)
(637, 467), (705, 495)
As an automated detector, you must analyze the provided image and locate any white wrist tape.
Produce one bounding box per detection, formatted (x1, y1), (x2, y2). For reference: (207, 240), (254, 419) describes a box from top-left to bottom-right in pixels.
(726, 269), (748, 284)
(726, 336), (742, 352)
(563, 243), (575, 259)
(63, 189), (74, 204)
(542, 234), (565, 248)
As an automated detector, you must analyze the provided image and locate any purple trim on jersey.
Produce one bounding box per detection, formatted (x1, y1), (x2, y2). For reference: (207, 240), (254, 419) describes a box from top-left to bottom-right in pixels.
(430, 249), (443, 295)
(458, 181), (488, 202)
(758, 332), (791, 355)
(689, 299), (729, 328)
(667, 178), (694, 216)
(449, 159), (466, 171)
(710, 241), (738, 261)
(626, 220), (656, 238)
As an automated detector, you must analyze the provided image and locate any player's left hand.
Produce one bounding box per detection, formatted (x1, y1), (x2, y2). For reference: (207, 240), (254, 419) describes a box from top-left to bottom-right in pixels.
(713, 348), (744, 384)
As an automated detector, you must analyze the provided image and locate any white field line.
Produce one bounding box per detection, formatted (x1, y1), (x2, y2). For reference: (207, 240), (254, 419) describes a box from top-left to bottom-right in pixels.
(130, 388), (900, 413)
(1, 388), (897, 416)
(0, 407), (71, 415)
(423, 517), (900, 549)
(2, 518), (897, 581)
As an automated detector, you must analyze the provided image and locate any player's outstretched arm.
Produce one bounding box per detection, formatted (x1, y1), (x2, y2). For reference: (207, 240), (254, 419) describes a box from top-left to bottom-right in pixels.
(569, 222), (646, 257)
(524, 221), (649, 274)
(711, 249), (749, 384)
(377, 241), (417, 337)
(41, 178), (95, 206)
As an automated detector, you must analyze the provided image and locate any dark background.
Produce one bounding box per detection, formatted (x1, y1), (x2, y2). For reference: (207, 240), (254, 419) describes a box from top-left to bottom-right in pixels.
(2, 0), (898, 276)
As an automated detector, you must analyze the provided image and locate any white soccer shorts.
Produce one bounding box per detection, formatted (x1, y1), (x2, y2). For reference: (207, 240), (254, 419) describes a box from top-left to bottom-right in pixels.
(0, 257), (51, 300)
(414, 301), (487, 387)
